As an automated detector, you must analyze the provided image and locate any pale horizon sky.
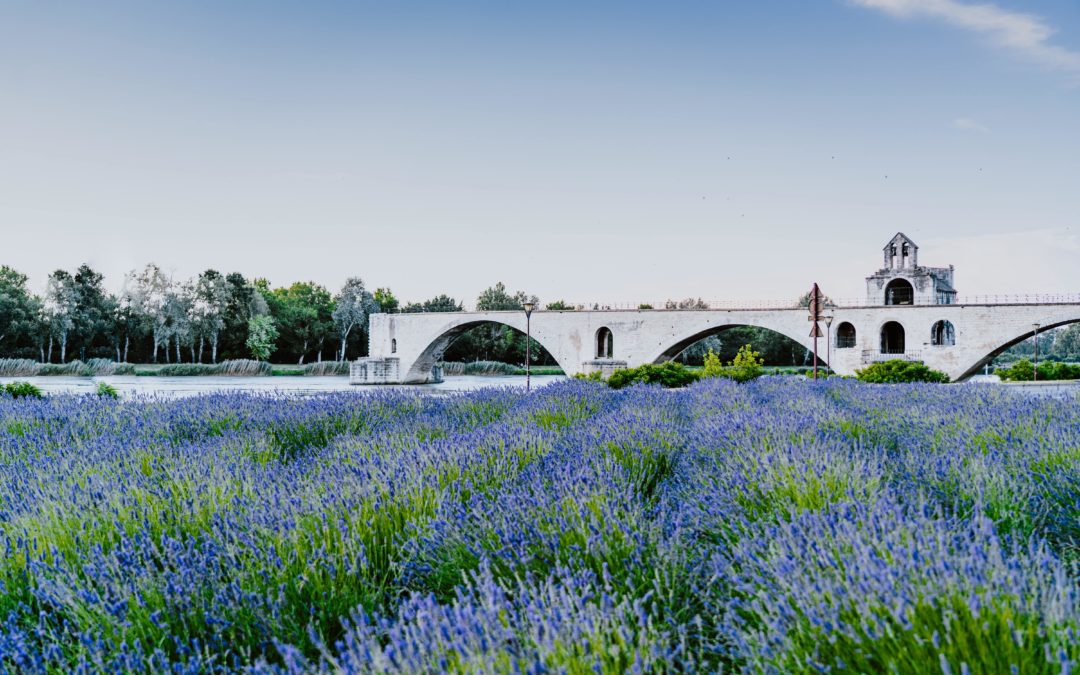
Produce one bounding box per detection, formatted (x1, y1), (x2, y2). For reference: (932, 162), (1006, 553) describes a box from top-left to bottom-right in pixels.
(2, 1), (1078, 308)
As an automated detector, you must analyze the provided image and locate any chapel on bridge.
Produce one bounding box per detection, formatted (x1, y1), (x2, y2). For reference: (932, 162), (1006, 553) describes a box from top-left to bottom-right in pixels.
(866, 232), (957, 306)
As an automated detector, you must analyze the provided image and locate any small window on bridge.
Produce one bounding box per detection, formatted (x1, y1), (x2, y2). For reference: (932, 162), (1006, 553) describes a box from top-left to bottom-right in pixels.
(391, 339), (397, 354)
(836, 322), (856, 349)
(885, 279), (914, 306)
(596, 327), (613, 359)
(931, 320), (955, 346)
(880, 321), (905, 354)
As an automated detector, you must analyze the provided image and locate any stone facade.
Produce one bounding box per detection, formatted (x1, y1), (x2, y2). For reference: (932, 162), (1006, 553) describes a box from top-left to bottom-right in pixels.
(350, 357), (402, 384)
(582, 359), (629, 378)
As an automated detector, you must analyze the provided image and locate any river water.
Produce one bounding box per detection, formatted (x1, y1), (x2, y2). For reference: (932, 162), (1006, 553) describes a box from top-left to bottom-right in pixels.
(0, 375), (568, 398)
(0, 375), (1075, 399)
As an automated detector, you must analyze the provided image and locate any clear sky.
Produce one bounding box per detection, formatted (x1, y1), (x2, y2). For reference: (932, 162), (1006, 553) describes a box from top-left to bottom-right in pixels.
(2, 0), (1078, 307)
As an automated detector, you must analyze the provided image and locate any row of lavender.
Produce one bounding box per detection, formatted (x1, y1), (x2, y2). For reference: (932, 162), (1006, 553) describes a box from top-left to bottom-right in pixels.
(0, 380), (1079, 672)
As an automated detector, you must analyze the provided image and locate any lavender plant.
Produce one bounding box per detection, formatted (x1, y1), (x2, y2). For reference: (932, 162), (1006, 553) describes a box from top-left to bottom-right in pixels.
(0, 378), (1078, 672)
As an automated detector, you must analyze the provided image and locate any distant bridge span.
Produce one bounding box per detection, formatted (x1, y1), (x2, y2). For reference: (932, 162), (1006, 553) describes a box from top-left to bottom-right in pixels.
(353, 301), (1080, 384)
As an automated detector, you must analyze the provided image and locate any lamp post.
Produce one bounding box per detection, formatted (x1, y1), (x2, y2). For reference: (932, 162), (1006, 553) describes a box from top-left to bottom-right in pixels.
(824, 315), (834, 376)
(523, 301), (536, 392)
(1033, 323), (1040, 382)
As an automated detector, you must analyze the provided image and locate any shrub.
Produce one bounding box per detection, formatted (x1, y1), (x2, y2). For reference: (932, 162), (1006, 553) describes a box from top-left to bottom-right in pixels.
(85, 359), (136, 376)
(606, 362), (699, 389)
(3, 381), (43, 398)
(855, 360), (950, 383)
(95, 381), (119, 399)
(997, 359), (1080, 382)
(303, 361), (351, 376)
(0, 359), (40, 376)
(216, 359), (273, 376)
(440, 361), (518, 376)
(155, 360), (274, 377)
(701, 344), (765, 383)
(573, 371), (606, 382)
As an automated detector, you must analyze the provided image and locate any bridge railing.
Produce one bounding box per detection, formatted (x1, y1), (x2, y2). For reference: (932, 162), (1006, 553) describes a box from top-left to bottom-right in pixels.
(556, 293), (1080, 312)
(862, 349), (924, 363)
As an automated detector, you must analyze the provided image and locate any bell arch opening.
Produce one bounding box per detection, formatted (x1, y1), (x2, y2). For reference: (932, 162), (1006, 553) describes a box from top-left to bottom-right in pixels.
(931, 320), (955, 346)
(836, 322), (857, 349)
(885, 279), (914, 306)
(595, 327), (614, 358)
(880, 321), (906, 354)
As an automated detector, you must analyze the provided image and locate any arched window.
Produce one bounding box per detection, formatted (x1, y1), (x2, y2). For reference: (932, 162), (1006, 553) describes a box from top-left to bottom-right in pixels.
(885, 279), (914, 306)
(931, 320), (955, 346)
(836, 322), (856, 349)
(391, 339), (397, 354)
(596, 327), (613, 359)
(880, 321), (905, 354)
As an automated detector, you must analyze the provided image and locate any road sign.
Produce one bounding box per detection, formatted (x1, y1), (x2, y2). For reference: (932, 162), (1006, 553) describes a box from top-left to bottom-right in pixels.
(809, 282), (823, 380)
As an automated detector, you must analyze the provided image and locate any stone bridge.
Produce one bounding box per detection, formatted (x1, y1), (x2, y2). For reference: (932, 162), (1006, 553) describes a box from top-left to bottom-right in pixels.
(352, 302), (1080, 383)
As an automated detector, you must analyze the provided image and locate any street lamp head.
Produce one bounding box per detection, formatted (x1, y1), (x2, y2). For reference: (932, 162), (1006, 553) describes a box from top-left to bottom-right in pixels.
(1033, 323), (1041, 331)
(824, 315), (834, 328)
(522, 301), (536, 318)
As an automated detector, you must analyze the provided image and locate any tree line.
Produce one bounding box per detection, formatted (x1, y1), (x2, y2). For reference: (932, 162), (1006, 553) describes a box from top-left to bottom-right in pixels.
(0, 266), (566, 365)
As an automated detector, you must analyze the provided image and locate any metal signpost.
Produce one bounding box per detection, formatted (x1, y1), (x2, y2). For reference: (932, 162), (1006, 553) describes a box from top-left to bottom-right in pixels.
(824, 314), (834, 377)
(523, 301), (536, 391)
(808, 283), (823, 380)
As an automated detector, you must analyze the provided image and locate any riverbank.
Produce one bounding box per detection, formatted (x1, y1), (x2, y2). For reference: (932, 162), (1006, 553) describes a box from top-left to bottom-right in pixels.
(0, 374), (569, 398)
(0, 358), (567, 378)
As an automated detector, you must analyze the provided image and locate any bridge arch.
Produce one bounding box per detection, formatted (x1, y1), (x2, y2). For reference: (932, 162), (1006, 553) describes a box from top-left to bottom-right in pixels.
(953, 312), (1080, 381)
(402, 317), (574, 383)
(649, 322), (817, 368)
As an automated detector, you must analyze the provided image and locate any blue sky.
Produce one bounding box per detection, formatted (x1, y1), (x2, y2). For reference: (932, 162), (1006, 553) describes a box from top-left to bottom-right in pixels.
(1, 0), (1078, 306)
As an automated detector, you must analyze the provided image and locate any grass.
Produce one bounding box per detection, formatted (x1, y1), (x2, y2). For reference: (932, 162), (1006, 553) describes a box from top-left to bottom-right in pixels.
(0, 358), (137, 376)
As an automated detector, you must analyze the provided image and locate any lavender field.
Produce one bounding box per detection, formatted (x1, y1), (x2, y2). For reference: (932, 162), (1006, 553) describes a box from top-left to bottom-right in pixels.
(2, 379), (1080, 672)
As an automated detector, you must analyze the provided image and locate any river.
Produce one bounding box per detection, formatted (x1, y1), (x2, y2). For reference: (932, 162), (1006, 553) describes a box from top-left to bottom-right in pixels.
(0, 375), (1075, 399)
(0, 375), (568, 398)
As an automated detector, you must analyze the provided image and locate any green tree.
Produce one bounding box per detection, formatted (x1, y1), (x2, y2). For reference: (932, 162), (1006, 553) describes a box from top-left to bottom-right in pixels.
(220, 273), (268, 360)
(43, 270), (79, 362)
(246, 315), (279, 362)
(70, 264), (114, 361)
(476, 282), (535, 311)
(333, 278), (379, 361)
(373, 287), (399, 313)
(402, 295), (463, 313)
(545, 300), (573, 310)
(0, 266), (40, 357)
(268, 281), (335, 364)
(665, 297), (710, 310)
(191, 270), (231, 363)
(1051, 324), (1080, 361)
